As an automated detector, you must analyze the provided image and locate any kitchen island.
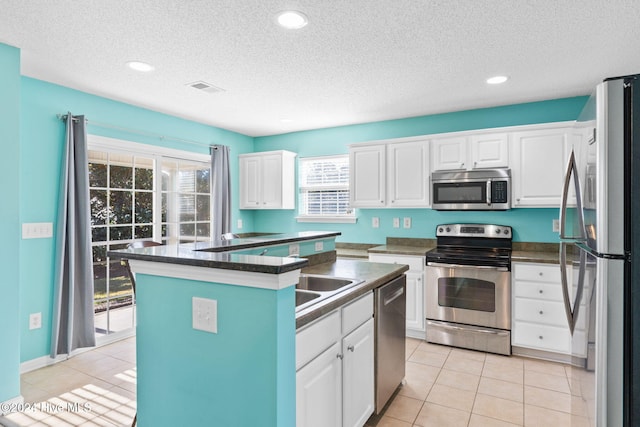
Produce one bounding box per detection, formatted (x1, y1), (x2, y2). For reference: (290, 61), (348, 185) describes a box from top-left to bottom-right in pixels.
(108, 232), (407, 427)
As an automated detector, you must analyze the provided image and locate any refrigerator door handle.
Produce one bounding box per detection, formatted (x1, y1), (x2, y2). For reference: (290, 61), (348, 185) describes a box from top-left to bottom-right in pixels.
(559, 242), (585, 334)
(559, 149), (587, 241)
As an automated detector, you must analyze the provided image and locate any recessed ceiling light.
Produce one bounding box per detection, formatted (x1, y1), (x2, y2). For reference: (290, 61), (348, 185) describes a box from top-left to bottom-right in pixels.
(126, 61), (155, 72)
(486, 75), (509, 85)
(276, 11), (308, 29)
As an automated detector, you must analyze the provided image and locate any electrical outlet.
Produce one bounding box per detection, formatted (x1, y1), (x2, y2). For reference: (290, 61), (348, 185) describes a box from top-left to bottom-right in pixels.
(393, 218), (400, 228)
(29, 312), (42, 330)
(403, 217), (412, 229)
(315, 241), (324, 252)
(372, 217), (380, 228)
(237, 219), (243, 229)
(192, 297), (217, 334)
(289, 243), (300, 256)
(552, 219), (560, 233)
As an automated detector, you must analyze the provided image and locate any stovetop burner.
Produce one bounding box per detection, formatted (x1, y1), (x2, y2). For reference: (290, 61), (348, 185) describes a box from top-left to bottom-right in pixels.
(426, 223), (513, 268)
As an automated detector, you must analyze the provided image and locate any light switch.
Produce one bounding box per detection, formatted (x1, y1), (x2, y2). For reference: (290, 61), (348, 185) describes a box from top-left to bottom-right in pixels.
(315, 241), (323, 252)
(289, 243), (300, 256)
(237, 219), (243, 229)
(552, 219), (560, 233)
(193, 297), (218, 334)
(22, 222), (53, 239)
(372, 217), (380, 228)
(393, 218), (400, 228)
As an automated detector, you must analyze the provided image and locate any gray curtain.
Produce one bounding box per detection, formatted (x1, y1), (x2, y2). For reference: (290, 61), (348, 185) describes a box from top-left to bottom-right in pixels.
(211, 145), (231, 239)
(51, 113), (96, 357)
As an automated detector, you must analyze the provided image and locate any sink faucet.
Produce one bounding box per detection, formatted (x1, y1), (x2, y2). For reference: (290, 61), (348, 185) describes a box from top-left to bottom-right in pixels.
(259, 249), (268, 256)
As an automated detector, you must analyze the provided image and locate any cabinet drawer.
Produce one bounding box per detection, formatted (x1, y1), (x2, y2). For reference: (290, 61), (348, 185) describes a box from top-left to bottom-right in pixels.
(512, 322), (570, 354)
(514, 281), (563, 301)
(342, 292), (374, 336)
(296, 311), (341, 370)
(368, 254), (424, 272)
(513, 263), (561, 283)
(514, 298), (568, 327)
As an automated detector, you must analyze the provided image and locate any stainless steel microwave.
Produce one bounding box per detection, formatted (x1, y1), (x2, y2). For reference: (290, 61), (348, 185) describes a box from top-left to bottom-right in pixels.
(431, 169), (511, 210)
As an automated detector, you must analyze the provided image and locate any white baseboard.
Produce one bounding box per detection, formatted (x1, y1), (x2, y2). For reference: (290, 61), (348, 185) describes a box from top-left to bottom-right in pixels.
(20, 354), (68, 374)
(20, 330), (136, 374)
(0, 395), (24, 416)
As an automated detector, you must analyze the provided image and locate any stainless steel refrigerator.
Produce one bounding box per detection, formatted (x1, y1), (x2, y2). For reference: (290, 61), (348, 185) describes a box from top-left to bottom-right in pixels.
(560, 74), (640, 427)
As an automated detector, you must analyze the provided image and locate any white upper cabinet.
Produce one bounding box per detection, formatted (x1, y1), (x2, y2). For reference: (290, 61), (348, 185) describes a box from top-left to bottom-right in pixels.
(510, 126), (573, 207)
(239, 150), (296, 209)
(431, 132), (509, 171)
(387, 140), (430, 207)
(349, 139), (429, 208)
(349, 144), (386, 208)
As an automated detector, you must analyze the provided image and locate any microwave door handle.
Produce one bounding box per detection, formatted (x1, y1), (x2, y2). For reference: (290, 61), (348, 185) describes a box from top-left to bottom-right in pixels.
(486, 180), (492, 206)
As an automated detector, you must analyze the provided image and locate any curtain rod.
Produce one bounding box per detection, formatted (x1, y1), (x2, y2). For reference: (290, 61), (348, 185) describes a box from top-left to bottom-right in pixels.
(56, 114), (222, 150)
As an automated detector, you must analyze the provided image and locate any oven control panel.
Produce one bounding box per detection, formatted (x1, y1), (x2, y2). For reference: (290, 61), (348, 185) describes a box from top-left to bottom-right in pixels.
(435, 223), (512, 239)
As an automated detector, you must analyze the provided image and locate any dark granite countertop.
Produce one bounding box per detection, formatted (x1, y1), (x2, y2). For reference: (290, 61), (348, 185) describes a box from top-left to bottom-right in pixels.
(107, 231), (341, 274)
(193, 231), (341, 253)
(108, 244), (309, 274)
(296, 259), (409, 328)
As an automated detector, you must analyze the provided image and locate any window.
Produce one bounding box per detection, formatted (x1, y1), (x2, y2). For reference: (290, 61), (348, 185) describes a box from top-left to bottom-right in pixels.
(88, 137), (211, 338)
(298, 155), (355, 223)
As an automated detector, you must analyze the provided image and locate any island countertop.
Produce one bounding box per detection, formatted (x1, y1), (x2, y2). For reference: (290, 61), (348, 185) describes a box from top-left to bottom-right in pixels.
(107, 231), (341, 274)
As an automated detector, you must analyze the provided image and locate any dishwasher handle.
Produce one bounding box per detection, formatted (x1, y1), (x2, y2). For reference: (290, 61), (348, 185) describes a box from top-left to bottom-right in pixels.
(383, 286), (404, 306)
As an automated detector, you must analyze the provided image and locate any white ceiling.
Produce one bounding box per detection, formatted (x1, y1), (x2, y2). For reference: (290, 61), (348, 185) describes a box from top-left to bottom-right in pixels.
(1, 1), (640, 137)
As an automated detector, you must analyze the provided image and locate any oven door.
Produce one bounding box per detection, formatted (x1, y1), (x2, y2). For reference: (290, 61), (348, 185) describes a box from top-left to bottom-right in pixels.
(426, 262), (511, 330)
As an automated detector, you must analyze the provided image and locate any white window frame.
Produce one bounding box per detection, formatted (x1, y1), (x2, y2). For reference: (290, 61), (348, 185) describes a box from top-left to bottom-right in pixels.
(88, 135), (211, 244)
(296, 154), (357, 224)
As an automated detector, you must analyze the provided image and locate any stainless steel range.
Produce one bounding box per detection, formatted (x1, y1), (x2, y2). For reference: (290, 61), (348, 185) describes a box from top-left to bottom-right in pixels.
(425, 223), (512, 355)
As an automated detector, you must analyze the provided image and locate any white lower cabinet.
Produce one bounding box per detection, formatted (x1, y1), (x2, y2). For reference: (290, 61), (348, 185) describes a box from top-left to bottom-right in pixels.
(512, 262), (588, 357)
(296, 292), (374, 427)
(296, 341), (343, 427)
(342, 318), (374, 427)
(368, 253), (425, 336)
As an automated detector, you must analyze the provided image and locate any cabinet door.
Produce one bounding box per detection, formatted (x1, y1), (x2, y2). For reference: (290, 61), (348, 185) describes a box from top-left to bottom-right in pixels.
(431, 136), (467, 171)
(343, 318), (374, 427)
(239, 156), (261, 209)
(349, 145), (386, 207)
(387, 140), (429, 207)
(470, 132), (509, 169)
(260, 153), (283, 208)
(510, 128), (570, 207)
(405, 271), (424, 333)
(296, 341), (342, 427)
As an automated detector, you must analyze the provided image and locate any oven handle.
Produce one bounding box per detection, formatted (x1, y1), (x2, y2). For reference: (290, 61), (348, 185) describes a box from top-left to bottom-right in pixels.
(427, 262), (509, 272)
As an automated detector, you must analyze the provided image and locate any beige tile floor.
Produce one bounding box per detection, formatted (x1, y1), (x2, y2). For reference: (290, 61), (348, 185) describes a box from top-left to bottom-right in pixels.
(366, 338), (595, 427)
(3, 337), (136, 427)
(3, 336), (594, 427)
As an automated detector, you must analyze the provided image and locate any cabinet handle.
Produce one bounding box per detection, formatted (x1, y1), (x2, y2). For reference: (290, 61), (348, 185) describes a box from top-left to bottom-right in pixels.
(539, 272), (543, 276)
(461, 162), (465, 168)
(474, 161), (477, 167)
(347, 345), (355, 352)
(539, 336), (544, 340)
(381, 200), (384, 204)
(539, 310), (544, 315)
(539, 289), (543, 294)
(336, 353), (344, 360)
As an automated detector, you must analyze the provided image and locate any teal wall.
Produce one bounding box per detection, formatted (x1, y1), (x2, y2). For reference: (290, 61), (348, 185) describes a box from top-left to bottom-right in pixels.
(135, 273), (295, 427)
(0, 44), (21, 402)
(252, 97), (589, 244)
(19, 76), (255, 363)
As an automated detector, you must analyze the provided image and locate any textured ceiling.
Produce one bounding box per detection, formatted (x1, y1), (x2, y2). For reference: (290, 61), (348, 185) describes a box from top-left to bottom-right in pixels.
(1, 0), (640, 136)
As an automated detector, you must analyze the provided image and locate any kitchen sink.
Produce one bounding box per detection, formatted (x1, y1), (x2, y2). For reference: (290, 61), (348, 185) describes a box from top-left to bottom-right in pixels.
(295, 290), (322, 311)
(295, 274), (364, 312)
(297, 275), (361, 292)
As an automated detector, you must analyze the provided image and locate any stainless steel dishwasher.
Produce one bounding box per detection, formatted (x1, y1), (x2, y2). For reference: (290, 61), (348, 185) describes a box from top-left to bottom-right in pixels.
(374, 274), (406, 413)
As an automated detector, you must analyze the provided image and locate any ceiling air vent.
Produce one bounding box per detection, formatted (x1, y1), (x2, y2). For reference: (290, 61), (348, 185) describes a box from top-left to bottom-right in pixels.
(186, 81), (225, 94)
